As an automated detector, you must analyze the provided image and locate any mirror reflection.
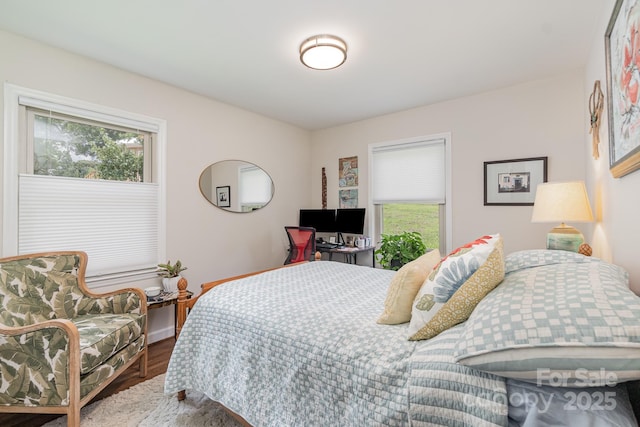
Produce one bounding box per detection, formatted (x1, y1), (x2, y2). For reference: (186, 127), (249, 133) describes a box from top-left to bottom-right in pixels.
(199, 160), (274, 213)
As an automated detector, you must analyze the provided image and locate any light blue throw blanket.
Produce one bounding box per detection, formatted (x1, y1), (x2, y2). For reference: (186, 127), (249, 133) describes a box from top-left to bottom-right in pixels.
(164, 261), (507, 426)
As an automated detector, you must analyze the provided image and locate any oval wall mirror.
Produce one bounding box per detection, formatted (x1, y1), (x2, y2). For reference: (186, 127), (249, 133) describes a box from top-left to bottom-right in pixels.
(199, 160), (275, 213)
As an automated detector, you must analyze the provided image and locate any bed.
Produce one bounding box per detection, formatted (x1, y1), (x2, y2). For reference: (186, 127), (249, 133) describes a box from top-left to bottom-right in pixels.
(164, 241), (640, 426)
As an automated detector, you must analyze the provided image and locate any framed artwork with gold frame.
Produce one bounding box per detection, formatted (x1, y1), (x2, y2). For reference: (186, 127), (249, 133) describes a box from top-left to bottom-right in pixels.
(605, 0), (640, 178)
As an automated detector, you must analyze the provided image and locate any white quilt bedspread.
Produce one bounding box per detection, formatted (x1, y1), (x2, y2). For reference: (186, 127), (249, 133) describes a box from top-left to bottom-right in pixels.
(164, 261), (507, 426)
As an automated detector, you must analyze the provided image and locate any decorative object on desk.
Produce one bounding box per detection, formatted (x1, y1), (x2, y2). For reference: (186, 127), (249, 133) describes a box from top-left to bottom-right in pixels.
(322, 167), (327, 209)
(339, 189), (358, 208)
(531, 181), (594, 252)
(157, 259), (188, 292)
(345, 235), (354, 247)
(338, 156), (358, 187)
(375, 231), (427, 270)
(589, 80), (604, 160)
(605, 0), (640, 178)
(484, 157), (547, 205)
(215, 185), (231, 208)
(144, 286), (162, 298)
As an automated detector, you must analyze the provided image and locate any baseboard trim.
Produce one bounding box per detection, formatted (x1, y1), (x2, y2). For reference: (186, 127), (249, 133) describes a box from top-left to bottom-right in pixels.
(148, 325), (174, 344)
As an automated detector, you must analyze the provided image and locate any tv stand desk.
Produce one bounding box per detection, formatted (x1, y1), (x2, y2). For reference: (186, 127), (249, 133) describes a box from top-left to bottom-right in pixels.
(317, 245), (376, 267)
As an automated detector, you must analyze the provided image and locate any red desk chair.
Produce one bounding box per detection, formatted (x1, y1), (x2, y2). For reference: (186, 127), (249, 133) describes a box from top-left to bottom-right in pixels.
(284, 226), (316, 264)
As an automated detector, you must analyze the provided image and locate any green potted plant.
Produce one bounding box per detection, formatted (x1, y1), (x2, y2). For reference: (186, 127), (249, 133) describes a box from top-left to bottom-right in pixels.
(375, 231), (427, 270)
(157, 260), (187, 292)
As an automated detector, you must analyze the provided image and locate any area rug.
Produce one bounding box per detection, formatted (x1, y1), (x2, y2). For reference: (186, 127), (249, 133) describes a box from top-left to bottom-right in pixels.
(42, 374), (242, 427)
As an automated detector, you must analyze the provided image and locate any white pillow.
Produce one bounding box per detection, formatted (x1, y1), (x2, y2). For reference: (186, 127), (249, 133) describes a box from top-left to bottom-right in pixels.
(407, 234), (501, 339)
(408, 239), (504, 341)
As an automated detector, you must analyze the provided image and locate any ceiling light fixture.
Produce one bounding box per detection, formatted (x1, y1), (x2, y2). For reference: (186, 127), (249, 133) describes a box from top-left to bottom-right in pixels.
(299, 34), (347, 70)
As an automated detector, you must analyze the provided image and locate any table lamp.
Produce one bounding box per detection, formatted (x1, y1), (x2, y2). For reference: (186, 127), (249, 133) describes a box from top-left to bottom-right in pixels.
(531, 181), (594, 252)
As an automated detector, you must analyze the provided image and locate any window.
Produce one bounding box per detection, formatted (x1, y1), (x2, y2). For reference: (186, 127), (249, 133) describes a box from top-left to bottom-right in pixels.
(26, 108), (150, 181)
(3, 84), (166, 286)
(369, 135), (451, 254)
(239, 164), (272, 212)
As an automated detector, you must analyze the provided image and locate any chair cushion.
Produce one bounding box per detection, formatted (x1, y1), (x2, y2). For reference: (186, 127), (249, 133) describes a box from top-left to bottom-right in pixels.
(72, 313), (145, 375)
(79, 335), (146, 399)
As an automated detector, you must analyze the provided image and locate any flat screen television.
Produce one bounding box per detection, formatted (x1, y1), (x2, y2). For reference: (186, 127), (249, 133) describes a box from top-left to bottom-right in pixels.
(335, 208), (366, 235)
(298, 209), (336, 233)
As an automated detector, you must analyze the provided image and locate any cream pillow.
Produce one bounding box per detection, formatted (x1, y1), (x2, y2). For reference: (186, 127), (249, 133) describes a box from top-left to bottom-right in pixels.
(377, 249), (442, 325)
(408, 239), (504, 340)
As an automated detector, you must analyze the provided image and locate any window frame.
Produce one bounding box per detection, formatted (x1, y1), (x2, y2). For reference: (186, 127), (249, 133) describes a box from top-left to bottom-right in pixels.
(25, 107), (153, 181)
(368, 133), (452, 254)
(238, 164), (272, 211)
(3, 83), (167, 288)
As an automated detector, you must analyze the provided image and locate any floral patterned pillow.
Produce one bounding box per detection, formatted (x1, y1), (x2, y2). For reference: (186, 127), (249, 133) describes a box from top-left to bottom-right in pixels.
(407, 233), (502, 339)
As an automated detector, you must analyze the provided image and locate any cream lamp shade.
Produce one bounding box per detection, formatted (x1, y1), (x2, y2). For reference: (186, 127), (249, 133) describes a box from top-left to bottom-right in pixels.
(299, 34), (347, 70)
(531, 181), (594, 252)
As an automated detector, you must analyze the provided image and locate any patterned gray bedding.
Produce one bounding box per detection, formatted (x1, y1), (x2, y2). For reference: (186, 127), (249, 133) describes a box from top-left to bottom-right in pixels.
(165, 251), (640, 426)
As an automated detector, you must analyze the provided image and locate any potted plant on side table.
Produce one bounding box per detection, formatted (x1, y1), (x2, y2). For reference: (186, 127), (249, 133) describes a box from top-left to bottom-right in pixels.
(375, 231), (427, 271)
(157, 260), (187, 292)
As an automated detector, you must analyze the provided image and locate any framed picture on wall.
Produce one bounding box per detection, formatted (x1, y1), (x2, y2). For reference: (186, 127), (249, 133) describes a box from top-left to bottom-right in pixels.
(339, 189), (358, 208)
(338, 156), (358, 187)
(483, 157), (547, 206)
(216, 186), (231, 208)
(605, 0), (640, 178)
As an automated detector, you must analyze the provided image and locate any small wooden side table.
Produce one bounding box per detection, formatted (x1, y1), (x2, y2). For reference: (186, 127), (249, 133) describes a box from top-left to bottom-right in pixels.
(147, 290), (193, 339)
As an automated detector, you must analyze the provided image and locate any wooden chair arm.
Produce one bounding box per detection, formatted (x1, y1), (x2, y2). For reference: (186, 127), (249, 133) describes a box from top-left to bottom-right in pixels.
(0, 318), (78, 338)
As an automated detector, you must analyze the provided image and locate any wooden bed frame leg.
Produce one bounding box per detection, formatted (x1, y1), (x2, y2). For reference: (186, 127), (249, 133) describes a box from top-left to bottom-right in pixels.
(176, 277), (189, 339)
(175, 279), (189, 402)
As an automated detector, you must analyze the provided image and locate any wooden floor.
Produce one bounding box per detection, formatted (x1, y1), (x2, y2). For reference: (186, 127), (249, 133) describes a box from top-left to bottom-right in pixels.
(0, 338), (175, 427)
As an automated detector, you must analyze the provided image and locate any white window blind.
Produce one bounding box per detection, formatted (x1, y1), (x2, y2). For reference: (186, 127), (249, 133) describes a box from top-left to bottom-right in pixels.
(371, 139), (446, 204)
(240, 166), (272, 204)
(19, 174), (159, 277)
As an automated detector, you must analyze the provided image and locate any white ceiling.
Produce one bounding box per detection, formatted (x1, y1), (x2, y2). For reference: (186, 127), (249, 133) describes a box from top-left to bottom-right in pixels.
(0, 1), (607, 130)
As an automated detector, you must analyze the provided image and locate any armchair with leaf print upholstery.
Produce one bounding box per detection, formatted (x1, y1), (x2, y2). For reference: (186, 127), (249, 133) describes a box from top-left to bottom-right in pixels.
(0, 251), (147, 426)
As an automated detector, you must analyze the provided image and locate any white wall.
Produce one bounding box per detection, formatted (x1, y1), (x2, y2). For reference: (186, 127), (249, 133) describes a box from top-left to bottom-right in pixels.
(584, 0), (640, 294)
(0, 30), (312, 341)
(311, 71), (587, 256)
(4, 0), (638, 348)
